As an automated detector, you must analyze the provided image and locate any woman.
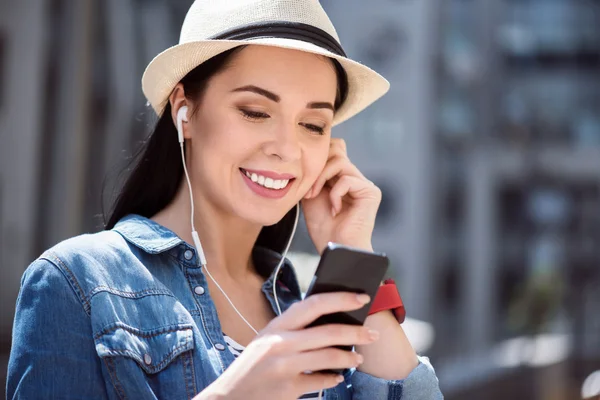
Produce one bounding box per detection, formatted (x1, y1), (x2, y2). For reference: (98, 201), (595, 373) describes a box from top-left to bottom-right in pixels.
(7, 1), (442, 399)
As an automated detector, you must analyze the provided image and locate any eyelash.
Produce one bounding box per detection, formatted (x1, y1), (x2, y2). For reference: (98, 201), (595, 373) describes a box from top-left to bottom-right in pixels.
(300, 123), (325, 135)
(239, 109), (325, 135)
(240, 109), (269, 120)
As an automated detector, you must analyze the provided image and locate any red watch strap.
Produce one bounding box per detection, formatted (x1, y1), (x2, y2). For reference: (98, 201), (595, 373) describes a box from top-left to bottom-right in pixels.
(367, 278), (406, 323)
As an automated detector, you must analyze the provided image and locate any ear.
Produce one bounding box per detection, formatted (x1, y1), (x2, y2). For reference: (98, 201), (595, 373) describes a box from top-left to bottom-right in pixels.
(168, 84), (193, 140)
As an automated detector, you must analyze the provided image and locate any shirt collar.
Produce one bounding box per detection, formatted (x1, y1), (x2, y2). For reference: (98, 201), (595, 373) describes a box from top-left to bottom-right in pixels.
(113, 214), (302, 298)
(113, 214), (183, 254)
(253, 246), (302, 299)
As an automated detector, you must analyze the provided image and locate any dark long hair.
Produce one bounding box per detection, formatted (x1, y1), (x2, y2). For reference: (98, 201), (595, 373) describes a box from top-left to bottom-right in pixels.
(104, 46), (348, 254)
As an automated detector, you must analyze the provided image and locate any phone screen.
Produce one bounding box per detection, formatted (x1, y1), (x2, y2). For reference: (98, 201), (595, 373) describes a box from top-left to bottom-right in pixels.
(303, 242), (389, 369)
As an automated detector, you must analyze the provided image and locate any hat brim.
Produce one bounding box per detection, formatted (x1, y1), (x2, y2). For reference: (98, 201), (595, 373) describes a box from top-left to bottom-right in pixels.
(141, 38), (390, 126)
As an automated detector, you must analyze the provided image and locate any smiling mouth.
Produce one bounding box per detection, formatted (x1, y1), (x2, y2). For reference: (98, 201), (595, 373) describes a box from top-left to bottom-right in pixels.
(239, 168), (295, 190)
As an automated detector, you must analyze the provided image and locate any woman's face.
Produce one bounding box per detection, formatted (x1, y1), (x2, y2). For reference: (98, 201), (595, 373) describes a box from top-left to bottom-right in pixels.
(185, 46), (337, 226)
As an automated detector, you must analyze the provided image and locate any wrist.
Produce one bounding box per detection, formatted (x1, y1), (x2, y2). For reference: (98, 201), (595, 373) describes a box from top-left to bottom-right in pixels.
(355, 316), (418, 379)
(368, 278), (406, 324)
(364, 309), (395, 327)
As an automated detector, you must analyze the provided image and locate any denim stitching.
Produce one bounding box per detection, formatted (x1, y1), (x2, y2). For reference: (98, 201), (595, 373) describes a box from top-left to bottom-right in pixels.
(103, 356), (128, 400)
(43, 254), (91, 315)
(145, 236), (181, 253)
(100, 341), (193, 374)
(93, 323), (193, 340)
(182, 351), (190, 400)
(188, 349), (197, 397)
(182, 351), (192, 400)
(184, 267), (226, 373)
(113, 226), (181, 254)
(88, 286), (176, 300)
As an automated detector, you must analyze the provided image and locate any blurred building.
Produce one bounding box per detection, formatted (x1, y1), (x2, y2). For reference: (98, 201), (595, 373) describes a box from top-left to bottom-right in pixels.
(1, 0), (600, 399)
(324, 1), (600, 398)
(430, 2), (600, 398)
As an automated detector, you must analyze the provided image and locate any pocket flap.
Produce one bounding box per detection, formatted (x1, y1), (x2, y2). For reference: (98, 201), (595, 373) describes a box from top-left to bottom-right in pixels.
(95, 324), (194, 374)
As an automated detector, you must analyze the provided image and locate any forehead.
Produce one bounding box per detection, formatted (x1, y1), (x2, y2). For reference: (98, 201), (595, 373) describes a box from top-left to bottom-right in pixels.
(216, 45), (338, 96)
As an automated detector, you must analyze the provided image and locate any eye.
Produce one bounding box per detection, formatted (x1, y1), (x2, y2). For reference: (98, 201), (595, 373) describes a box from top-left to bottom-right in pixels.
(240, 108), (270, 121)
(300, 122), (326, 135)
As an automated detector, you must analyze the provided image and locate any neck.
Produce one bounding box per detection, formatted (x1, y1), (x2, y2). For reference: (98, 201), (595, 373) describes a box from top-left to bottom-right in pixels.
(152, 180), (262, 283)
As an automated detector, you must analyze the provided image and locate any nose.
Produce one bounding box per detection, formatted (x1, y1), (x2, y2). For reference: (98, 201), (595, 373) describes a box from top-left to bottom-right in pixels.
(262, 121), (302, 162)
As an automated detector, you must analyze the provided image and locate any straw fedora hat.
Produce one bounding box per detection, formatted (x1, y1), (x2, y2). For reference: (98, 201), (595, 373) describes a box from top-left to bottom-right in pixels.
(141, 0), (390, 126)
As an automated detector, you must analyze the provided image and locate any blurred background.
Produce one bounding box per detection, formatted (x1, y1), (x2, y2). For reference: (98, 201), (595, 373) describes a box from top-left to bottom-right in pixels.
(1, 0), (600, 399)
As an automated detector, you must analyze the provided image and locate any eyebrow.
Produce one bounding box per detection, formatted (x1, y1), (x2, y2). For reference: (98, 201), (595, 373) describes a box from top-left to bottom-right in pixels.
(231, 85), (334, 112)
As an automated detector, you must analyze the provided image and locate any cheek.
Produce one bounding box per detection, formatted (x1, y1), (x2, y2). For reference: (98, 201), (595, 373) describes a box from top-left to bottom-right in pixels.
(194, 116), (250, 164)
(303, 146), (329, 185)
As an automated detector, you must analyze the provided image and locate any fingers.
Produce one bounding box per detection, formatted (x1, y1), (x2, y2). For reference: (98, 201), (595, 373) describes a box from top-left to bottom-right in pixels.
(294, 347), (364, 374)
(330, 137), (347, 156)
(328, 175), (381, 216)
(295, 371), (345, 396)
(306, 156), (365, 200)
(267, 292), (371, 331)
(267, 347), (361, 379)
(282, 324), (379, 353)
(306, 138), (368, 200)
(292, 348), (360, 394)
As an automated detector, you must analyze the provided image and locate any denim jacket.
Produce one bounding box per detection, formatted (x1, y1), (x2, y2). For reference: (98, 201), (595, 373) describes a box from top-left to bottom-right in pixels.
(7, 214), (442, 399)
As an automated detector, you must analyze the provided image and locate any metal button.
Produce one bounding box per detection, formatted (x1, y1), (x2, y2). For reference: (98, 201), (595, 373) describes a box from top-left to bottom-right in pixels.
(215, 343), (226, 351)
(194, 286), (205, 295)
(144, 353), (152, 365)
(184, 250), (194, 260)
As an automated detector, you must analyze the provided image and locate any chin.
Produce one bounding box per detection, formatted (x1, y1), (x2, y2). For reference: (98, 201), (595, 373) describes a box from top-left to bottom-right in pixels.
(236, 202), (296, 227)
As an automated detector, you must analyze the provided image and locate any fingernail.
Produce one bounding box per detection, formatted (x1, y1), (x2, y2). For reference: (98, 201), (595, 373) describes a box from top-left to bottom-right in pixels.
(356, 294), (370, 304)
(368, 329), (380, 341)
(356, 354), (364, 364)
(331, 207), (337, 218)
(336, 374), (345, 383)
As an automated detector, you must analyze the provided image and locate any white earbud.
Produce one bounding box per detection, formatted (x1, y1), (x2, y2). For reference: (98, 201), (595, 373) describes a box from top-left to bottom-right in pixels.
(174, 102), (300, 385)
(176, 105), (188, 143)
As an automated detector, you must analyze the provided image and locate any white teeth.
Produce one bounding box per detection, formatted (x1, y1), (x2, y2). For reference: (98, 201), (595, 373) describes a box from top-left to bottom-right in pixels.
(243, 169), (291, 190)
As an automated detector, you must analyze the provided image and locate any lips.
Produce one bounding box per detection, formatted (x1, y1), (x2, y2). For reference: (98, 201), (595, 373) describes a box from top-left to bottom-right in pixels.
(239, 168), (295, 199)
(240, 168), (291, 190)
(240, 168), (296, 180)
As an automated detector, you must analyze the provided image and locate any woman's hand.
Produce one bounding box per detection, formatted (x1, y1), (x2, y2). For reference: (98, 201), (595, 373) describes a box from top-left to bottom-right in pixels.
(302, 138), (382, 253)
(195, 292), (379, 400)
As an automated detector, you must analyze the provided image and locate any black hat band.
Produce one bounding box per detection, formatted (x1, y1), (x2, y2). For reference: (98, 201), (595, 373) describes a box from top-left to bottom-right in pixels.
(210, 21), (347, 57)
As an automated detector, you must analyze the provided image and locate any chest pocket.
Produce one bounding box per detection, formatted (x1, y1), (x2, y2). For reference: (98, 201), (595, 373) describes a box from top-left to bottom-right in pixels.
(92, 292), (198, 400)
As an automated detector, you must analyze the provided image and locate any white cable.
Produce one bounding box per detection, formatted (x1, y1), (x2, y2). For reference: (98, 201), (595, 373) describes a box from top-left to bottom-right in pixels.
(272, 202), (299, 316)
(178, 120), (324, 398)
(267, 204), (328, 400)
(180, 144), (207, 265)
(180, 142), (259, 334)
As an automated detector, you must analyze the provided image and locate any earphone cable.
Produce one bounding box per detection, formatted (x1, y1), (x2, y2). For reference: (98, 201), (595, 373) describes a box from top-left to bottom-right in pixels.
(180, 142), (259, 335)
(272, 202), (300, 316)
(179, 138), (324, 399)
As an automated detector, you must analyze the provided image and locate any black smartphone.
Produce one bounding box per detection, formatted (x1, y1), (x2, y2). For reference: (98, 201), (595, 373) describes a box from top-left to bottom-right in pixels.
(303, 242), (389, 375)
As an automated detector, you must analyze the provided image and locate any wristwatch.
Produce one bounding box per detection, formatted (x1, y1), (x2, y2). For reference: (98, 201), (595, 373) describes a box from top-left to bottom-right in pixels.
(367, 278), (406, 324)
